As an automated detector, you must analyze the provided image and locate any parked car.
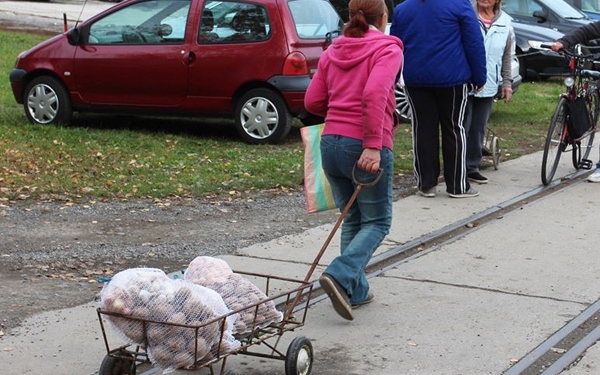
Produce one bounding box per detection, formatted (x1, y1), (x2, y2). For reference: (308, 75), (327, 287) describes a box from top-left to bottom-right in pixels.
(501, 0), (594, 34)
(504, 0), (600, 79)
(511, 21), (568, 79)
(562, 0), (600, 19)
(9, 0), (343, 144)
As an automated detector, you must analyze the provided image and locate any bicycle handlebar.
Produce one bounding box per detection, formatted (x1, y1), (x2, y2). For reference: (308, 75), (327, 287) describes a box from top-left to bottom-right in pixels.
(535, 42), (597, 60)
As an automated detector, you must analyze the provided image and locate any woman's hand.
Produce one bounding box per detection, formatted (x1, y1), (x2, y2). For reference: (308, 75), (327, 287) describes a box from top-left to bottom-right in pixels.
(501, 86), (513, 103)
(358, 148), (381, 174)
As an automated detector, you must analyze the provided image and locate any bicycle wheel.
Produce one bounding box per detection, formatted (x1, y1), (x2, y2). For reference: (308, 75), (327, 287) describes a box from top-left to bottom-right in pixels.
(573, 89), (599, 169)
(542, 97), (568, 185)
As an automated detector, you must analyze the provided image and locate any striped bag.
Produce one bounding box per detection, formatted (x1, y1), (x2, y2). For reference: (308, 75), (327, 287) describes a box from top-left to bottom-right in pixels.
(300, 124), (336, 213)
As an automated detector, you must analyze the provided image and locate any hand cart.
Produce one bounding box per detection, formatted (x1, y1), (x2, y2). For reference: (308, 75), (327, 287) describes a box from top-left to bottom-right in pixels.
(97, 271), (314, 375)
(482, 127), (501, 170)
(96, 165), (381, 375)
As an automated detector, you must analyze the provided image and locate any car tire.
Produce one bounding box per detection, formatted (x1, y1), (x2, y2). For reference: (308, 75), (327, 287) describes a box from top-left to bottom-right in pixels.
(234, 88), (292, 144)
(23, 76), (72, 125)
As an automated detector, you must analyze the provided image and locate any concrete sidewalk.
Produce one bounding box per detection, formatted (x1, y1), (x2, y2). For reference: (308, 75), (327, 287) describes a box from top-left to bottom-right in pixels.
(1, 145), (600, 375)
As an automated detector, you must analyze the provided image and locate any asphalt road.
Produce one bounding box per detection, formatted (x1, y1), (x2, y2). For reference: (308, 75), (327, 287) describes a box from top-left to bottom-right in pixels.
(0, 0), (113, 34)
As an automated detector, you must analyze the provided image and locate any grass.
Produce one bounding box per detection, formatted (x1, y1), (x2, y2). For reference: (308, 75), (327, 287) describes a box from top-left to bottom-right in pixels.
(0, 29), (566, 204)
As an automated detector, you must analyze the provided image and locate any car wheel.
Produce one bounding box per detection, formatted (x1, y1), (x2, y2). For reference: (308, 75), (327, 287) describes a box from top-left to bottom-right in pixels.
(23, 76), (72, 125)
(234, 88), (292, 144)
(395, 82), (412, 123)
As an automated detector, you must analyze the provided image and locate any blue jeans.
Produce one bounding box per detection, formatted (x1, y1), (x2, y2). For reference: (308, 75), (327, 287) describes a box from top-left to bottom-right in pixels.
(320, 135), (393, 305)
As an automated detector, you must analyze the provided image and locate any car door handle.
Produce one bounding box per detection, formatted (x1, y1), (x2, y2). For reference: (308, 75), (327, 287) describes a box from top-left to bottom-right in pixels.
(187, 51), (196, 64)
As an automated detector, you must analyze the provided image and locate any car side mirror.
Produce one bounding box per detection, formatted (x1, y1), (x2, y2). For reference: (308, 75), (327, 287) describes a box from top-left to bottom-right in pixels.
(533, 9), (548, 22)
(67, 28), (81, 45)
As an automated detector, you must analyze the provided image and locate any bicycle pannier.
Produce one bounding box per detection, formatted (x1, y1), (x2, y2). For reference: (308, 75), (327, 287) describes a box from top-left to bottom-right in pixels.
(567, 96), (593, 140)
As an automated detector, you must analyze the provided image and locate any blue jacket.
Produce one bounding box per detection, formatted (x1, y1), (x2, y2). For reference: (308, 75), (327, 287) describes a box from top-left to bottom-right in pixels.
(390, 0), (486, 88)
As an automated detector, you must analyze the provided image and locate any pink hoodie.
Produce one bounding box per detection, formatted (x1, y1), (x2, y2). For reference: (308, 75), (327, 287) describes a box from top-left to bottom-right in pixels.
(304, 29), (404, 150)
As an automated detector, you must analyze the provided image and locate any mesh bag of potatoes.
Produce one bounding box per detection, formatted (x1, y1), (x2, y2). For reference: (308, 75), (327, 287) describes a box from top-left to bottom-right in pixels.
(99, 267), (240, 370)
(184, 256), (284, 337)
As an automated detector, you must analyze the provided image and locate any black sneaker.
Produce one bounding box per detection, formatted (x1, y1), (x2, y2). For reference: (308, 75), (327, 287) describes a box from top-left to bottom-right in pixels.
(468, 172), (488, 184)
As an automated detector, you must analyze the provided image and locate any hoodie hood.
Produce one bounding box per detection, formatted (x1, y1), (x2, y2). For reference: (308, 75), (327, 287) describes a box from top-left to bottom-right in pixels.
(327, 29), (404, 71)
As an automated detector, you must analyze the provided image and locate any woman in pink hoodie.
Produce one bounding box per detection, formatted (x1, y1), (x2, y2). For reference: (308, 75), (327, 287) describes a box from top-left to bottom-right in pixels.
(304, 0), (403, 321)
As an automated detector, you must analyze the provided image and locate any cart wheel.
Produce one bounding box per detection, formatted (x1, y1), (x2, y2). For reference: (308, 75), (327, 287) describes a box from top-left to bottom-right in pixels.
(99, 350), (136, 375)
(285, 336), (313, 375)
(491, 135), (501, 170)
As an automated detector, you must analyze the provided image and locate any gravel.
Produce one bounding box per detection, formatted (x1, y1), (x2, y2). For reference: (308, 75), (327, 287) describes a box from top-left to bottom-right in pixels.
(0, 175), (416, 335)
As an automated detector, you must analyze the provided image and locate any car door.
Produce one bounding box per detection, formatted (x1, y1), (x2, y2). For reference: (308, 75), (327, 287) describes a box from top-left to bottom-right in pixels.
(186, 0), (286, 113)
(72, 0), (192, 107)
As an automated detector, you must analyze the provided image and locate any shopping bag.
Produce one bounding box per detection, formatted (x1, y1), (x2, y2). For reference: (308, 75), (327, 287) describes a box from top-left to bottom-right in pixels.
(300, 124), (336, 213)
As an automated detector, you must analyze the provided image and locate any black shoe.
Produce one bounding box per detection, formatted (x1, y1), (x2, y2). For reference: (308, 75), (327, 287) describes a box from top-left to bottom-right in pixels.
(468, 172), (488, 184)
(319, 274), (354, 320)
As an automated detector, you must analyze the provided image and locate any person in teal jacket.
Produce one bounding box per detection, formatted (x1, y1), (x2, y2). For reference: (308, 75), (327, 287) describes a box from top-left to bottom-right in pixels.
(465, 0), (514, 185)
(390, 0), (486, 198)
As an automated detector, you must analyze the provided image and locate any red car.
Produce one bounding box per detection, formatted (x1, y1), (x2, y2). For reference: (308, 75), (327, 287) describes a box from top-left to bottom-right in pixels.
(9, 0), (342, 144)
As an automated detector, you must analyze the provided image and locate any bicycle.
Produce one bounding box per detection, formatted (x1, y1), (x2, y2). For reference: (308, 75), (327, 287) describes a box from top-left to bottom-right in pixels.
(536, 43), (600, 186)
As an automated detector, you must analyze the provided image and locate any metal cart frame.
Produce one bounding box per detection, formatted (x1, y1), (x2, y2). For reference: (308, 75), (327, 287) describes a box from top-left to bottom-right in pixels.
(97, 272), (314, 375)
(482, 127), (501, 170)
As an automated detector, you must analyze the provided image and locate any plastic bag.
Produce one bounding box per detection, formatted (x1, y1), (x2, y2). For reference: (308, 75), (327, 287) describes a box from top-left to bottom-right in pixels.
(184, 256), (283, 337)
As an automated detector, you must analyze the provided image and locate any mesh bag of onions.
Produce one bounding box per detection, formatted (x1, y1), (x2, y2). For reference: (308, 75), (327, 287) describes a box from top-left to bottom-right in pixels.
(184, 256), (284, 337)
(99, 267), (240, 370)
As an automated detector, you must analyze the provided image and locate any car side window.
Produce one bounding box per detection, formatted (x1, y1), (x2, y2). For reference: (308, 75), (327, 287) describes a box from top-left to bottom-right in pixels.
(198, 8), (219, 43)
(88, 0), (191, 45)
(502, 0), (539, 17)
(201, 1), (270, 43)
(526, 0), (543, 15)
(288, 0), (343, 39)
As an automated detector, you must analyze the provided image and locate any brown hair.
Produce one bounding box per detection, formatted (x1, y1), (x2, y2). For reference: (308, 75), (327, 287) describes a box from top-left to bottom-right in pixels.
(344, 0), (386, 38)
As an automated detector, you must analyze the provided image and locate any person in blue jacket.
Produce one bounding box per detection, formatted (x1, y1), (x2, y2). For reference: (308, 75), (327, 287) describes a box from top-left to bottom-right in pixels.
(390, 0), (487, 198)
(465, 0), (514, 185)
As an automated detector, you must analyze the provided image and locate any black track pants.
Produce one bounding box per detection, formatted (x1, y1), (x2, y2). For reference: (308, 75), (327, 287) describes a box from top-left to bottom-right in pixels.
(406, 84), (471, 195)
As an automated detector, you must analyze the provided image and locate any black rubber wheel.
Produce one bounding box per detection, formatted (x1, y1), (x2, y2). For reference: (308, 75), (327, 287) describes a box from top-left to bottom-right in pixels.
(491, 135), (501, 170)
(234, 88), (292, 144)
(541, 97), (567, 185)
(285, 336), (313, 375)
(573, 89), (598, 169)
(98, 351), (136, 375)
(23, 75), (72, 125)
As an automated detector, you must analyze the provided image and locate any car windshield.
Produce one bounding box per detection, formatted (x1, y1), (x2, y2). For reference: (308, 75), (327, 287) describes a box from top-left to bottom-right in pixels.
(287, 0), (342, 39)
(543, 0), (587, 18)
